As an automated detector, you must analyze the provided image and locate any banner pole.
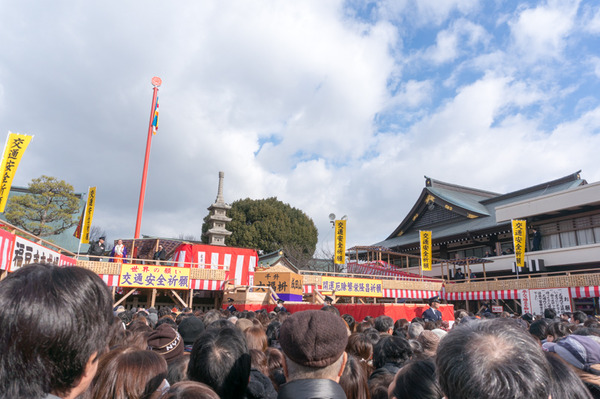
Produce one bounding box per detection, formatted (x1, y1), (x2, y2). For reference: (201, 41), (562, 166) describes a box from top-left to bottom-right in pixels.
(75, 187), (89, 259)
(134, 77), (161, 239)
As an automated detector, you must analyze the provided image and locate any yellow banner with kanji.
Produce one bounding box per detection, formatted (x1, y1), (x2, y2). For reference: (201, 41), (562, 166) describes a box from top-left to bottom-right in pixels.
(420, 230), (432, 271)
(321, 276), (383, 297)
(80, 187), (96, 244)
(0, 132), (33, 212)
(119, 264), (191, 289)
(334, 219), (346, 265)
(512, 219), (527, 268)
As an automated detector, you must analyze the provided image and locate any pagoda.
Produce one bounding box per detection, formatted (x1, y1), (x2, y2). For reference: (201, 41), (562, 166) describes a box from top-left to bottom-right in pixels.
(206, 171), (232, 246)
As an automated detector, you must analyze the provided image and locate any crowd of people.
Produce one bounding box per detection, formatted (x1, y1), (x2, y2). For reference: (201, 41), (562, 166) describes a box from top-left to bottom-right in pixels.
(2, 263), (600, 398)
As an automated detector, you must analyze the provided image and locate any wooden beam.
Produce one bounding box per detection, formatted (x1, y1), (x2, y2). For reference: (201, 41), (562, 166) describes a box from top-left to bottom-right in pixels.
(151, 289), (157, 308)
(113, 288), (137, 307)
(169, 290), (187, 308)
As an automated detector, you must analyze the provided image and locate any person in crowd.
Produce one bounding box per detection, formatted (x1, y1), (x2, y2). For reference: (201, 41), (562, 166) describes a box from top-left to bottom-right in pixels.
(265, 347), (286, 390)
(161, 380), (220, 399)
(110, 239), (127, 263)
(388, 358), (442, 399)
(0, 263), (113, 399)
(277, 310), (348, 399)
(454, 268), (465, 280)
(369, 335), (413, 381)
(529, 318), (550, 342)
(339, 354), (369, 399)
(545, 352), (593, 399)
(247, 349), (278, 399)
(166, 356), (190, 385)
(342, 314), (356, 333)
(324, 296), (334, 306)
(546, 321), (572, 342)
(87, 236), (106, 261)
(367, 372), (394, 399)
(422, 296), (443, 322)
(88, 346), (169, 399)
(374, 315), (394, 335)
(573, 311), (589, 325)
(407, 322), (424, 339)
(346, 333), (374, 376)
(226, 298), (237, 313)
(147, 323), (184, 365)
(178, 316), (205, 353)
(274, 299), (288, 313)
(246, 325), (269, 352)
(416, 330), (440, 358)
(153, 244), (167, 264)
(188, 326), (251, 399)
(436, 318), (552, 399)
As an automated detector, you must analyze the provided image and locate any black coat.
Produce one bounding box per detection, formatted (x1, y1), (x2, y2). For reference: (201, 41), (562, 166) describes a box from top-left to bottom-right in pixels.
(277, 378), (347, 399)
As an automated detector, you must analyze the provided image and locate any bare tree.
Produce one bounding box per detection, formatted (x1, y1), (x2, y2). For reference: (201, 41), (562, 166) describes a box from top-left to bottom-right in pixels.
(89, 226), (107, 243)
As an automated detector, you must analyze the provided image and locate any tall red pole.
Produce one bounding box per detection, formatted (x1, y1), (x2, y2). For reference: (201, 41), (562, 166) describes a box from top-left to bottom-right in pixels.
(134, 77), (161, 239)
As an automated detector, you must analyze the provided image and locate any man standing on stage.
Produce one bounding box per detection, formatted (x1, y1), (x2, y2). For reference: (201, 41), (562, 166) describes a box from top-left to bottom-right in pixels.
(422, 296), (443, 322)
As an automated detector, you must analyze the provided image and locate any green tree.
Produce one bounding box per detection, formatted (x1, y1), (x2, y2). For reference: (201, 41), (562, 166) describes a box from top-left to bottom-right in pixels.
(202, 197), (318, 256)
(5, 175), (80, 237)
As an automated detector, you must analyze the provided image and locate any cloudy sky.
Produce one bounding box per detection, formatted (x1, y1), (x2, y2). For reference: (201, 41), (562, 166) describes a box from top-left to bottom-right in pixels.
(1, 0), (599, 253)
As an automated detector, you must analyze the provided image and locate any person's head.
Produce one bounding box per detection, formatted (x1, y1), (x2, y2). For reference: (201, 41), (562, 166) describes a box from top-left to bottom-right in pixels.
(342, 314), (356, 333)
(266, 320), (281, 348)
(178, 316), (205, 349)
(166, 355), (190, 385)
(545, 352), (593, 399)
(374, 315), (394, 334)
(99, 236), (105, 243)
(367, 372), (394, 399)
(187, 327), (251, 399)
(162, 381), (220, 399)
(279, 310), (348, 382)
(529, 319), (550, 342)
(117, 239), (123, 245)
(573, 311), (588, 324)
(245, 326), (268, 352)
(389, 358), (442, 399)
(158, 245), (164, 250)
(339, 354), (369, 399)
(546, 321), (572, 342)
(436, 318), (552, 399)
(408, 322), (424, 339)
(372, 335), (413, 369)
(0, 264), (113, 398)
(147, 324), (184, 365)
(544, 308), (557, 319)
(324, 296), (334, 305)
(89, 347), (168, 399)
(428, 296), (441, 309)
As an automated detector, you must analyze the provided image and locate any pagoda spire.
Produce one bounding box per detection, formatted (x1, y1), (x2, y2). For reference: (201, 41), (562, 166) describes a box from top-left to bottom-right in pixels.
(206, 171), (232, 246)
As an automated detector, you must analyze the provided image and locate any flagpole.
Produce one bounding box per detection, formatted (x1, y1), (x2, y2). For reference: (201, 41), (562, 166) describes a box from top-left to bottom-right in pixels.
(76, 187), (89, 260)
(134, 77), (161, 239)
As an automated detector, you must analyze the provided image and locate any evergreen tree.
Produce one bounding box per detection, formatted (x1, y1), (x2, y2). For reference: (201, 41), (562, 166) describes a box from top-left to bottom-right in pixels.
(5, 175), (80, 237)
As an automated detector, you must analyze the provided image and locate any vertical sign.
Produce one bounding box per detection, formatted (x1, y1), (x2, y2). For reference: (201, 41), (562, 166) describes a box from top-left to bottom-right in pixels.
(0, 132), (33, 212)
(512, 219), (526, 268)
(420, 230), (432, 271)
(520, 289), (531, 315)
(80, 187), (96, 244)
(334, 220), (346, 265)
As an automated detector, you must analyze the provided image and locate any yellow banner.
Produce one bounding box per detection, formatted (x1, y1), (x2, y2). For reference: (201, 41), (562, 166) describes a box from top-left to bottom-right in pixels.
(334, 220), (346, 265)
(254, 271), (303, 295)
(512, 219), (527, 268)
(119, 264), (191, 289)
(420, 230), (432, 271)
(321, 276), (383, 297)
(0, 132), (33, 212)
(80, 187), (96, 244)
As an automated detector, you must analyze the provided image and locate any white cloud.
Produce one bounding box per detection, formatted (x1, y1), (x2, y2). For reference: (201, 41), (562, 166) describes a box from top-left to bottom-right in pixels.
(423, 19), (489, 64)
(509, 0), (580, 61)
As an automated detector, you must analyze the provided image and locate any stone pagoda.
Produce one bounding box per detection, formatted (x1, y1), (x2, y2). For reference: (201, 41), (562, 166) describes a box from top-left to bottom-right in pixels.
(206, 171), (232, 246)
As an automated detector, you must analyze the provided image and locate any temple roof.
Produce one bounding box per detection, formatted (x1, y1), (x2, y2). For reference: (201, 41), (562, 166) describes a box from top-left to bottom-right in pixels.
(376, 171), (585, 249)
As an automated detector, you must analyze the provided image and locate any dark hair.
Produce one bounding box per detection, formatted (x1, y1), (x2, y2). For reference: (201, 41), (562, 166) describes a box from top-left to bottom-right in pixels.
(367, 372), (394, 399)
(0, 264), (113, 398)
(436, 319), (552, 399)
(265, 347), (286, 391)
(372, 335), (413, 369)
(545, 352), (593, 399)
(206, 318), (235, 330)
(339, 354), (370, 399)
(249, 349), (269, 376)
(573, 311), (588, 324)
(529, 318), (550, 341)
(163, 380), (220, 399)
(374, 315), (394, 333)
(342, 314), (356, 332)
(390, 359), (441, 399)
(544, 308), (557, 319)
(266, 321), (281, 348)
(89, 347), (168, 399)
(156, 316), (178, 329)
(187, 327), (251, 399)
(346, 333), (374, 376)
(547, 321), (572, 341)
(167, 355), (190, 385)
(321, 305), (341, 316)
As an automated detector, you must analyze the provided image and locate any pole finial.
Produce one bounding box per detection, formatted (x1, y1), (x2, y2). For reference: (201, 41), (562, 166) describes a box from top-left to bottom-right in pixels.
(151, 76), (162, 87)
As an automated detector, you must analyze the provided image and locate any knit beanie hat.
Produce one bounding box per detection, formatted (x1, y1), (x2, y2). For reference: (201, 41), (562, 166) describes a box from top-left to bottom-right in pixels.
(279, 310), (348, 368)
(418, 330), (440, 356)
(178, 316), (205, 346)
(147, 324), (184, 364)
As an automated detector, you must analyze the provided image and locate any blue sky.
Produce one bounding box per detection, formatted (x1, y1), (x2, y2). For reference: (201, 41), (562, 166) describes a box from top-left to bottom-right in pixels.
(0, 0), (599, 253)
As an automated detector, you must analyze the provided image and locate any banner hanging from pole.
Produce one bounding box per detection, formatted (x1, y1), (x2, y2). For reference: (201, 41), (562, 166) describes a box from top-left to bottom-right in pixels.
(512, 219), (526, 268)
(334, 220), (346, 265)
(0, 132), (33, 213)
(420, 230), (432, 271)
(80, 187), (96, 244)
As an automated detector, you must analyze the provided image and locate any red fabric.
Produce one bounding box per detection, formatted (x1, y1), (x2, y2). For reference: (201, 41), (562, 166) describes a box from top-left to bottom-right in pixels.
(0, 228), (15, 271)
(172, 244), (257, 286)
(223, 303), (455, 321)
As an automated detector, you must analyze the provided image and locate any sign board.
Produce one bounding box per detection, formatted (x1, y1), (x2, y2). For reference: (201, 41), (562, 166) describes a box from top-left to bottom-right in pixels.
(119, 264), (191, 289)
(520, 288), (571, 316)
(420, 230), (432, 271)
(512, 219), (526, 268)
(334, 220), (346, 265)
(321, 276), (383, 297)
(10, 236), (76, 272)
(492, 305), (503, 313)
(254, 270), (303, 295)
